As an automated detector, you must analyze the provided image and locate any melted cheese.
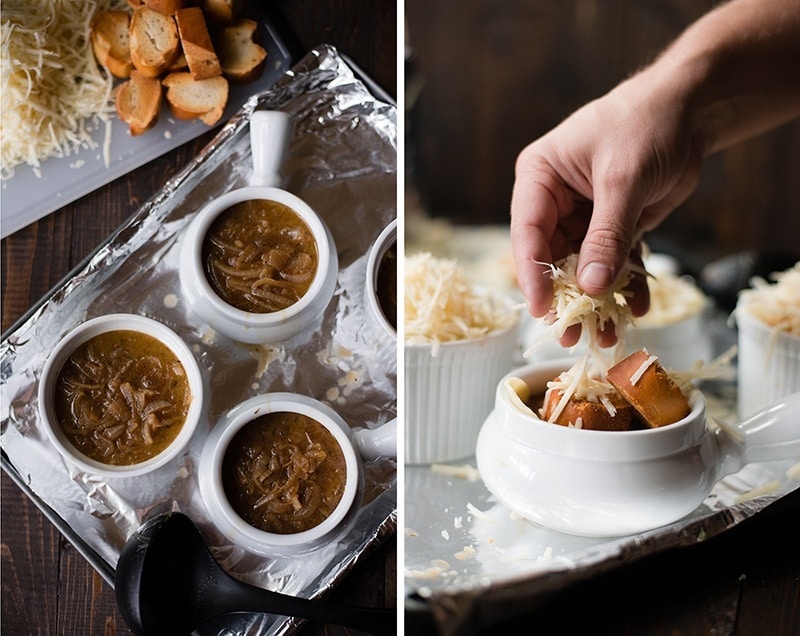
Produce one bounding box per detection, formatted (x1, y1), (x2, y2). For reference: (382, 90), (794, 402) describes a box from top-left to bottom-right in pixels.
(404, 252), (517, 354)
(1, 1), (122, 178)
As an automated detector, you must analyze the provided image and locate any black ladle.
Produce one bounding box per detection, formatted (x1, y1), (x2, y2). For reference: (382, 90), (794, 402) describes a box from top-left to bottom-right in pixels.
(115, 512), (396, 636)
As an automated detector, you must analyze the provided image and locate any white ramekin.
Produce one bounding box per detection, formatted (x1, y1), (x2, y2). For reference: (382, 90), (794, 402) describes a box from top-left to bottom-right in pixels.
(626, 310), (713, 371)
(179, 111), (338, 344)
(365, 219), (397, 340)
(198, 393), (361, 555)
(178, 186), (338, 344)
(736, 306), (800, 418)
(404, 321), (519, 464)
(37, 314), (204, 478)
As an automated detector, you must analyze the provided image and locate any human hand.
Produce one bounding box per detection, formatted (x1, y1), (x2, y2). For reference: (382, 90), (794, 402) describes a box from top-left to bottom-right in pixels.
(510, 73), (704, 345)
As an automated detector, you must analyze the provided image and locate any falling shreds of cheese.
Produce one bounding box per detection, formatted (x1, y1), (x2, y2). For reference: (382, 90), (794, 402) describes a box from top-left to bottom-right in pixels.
(523, 253), (637, 359)
(404, 252), (517, 355)
(1, 1), (121, 179)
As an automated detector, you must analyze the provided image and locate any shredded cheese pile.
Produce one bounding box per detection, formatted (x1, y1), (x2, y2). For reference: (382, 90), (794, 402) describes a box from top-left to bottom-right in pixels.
(635, 273), (707, 327)
(1, 1), (119, 179)
(404, 252), (517, 355)
(524, 253), (637, 358)
(737, 262), (800, 336)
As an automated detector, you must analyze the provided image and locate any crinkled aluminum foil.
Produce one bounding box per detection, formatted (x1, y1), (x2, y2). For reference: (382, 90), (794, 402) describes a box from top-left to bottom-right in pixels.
(1, 45), (396, 636)
(404, 306), (800, 635)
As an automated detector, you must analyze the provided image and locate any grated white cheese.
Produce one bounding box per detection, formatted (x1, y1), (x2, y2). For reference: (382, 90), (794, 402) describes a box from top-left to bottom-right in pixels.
(430, 463), (482, 482)
(629, 353), (658, 386)
(1, 0), (123, 179)
(635, 272), (707, 327)
(524, 253), (637, 358)
(737, 263), (800, 337)
(733, 480), (780, 504)
(541, 355), (619, 421)
(404, 252), (517, 355)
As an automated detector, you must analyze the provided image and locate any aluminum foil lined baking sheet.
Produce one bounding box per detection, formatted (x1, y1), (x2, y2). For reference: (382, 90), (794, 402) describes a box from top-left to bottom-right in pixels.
(404, 289), (800, 636)
(0, 45), (397, 636)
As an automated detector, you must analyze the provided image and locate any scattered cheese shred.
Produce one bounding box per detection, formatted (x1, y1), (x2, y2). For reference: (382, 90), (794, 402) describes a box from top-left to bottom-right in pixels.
(1, 0), (121, 179)
(629, 353), (658, 386)
(737, 263), (800, 336)
(404, 252), (517, 355)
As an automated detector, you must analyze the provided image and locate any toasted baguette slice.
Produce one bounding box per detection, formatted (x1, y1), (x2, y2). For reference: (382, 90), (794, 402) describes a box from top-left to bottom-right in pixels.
(606, 350), (691, 428)
(162, 72), (228, 125)
(143, 0), (184, 13)
(175, 7), (222, 80)
(168, 51), (189, 72)
(116, 70), (163, 135)
(216, 19), (266, 83)
(203, 0), (243, 24)
(91, 10), (132, 79)
(130, 6), (180, 78)
(542, 388), (635, 431)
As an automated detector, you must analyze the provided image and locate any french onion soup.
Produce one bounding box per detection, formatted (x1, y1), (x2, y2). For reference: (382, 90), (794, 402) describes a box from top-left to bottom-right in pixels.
(222, 411), (348, 534)
(202, 199), (318, 313)
(53, 330), (191, 465)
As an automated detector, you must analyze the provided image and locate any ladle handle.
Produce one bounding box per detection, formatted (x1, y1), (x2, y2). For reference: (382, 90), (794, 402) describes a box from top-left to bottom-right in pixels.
(732, 391), (800, 465)
(222, 581), (396, 635)
(354, 418), (397, 460)
(249, 110), (291, 187)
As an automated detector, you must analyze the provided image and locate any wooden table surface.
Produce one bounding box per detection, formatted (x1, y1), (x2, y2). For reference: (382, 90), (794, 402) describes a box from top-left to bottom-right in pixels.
(1, 2), (396, 635)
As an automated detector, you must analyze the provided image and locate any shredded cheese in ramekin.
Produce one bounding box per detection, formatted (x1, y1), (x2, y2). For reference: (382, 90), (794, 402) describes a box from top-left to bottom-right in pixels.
(404, 252), (517, 355)
(737, 262), (800, 337)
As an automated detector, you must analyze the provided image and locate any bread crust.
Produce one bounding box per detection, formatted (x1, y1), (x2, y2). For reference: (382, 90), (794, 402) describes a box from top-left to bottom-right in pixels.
(175, 7), (222, 80)
(543, 388), (635, 431)
(115, 70), (163, 135)
(143, 0), (184, 15)
(130, 6), (180, 78)
(162, 72), (228, 125)
(216, 19), (266, 83)
(91, 10), (132, 79)
(203, 0), (243, 25)
(606, 350), (691, 428)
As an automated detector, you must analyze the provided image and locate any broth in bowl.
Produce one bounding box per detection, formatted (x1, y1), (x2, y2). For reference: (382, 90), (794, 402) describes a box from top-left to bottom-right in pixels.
(222, 411), (348, 534)
(53, 329), (191, 466)
(202, 199), (318, 313)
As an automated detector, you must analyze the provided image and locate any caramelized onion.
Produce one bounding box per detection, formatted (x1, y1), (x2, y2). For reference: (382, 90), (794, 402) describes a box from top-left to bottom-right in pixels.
(222, 412), (347, 534)
(203, 199), (318, 313)
(54, 330), (191, 466)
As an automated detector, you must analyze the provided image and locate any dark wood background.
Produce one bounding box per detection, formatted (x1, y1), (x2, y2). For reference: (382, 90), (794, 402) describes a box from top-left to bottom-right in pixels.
(405, 0), (800, 270)
(1, 1), (396, 635)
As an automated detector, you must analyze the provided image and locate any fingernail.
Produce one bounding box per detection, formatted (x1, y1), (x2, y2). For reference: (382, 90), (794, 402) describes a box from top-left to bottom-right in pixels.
(579, 262), (614, 291)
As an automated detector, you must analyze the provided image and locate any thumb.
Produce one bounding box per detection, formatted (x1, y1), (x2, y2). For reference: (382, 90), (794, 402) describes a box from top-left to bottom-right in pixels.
(577, 183), (642, 295)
